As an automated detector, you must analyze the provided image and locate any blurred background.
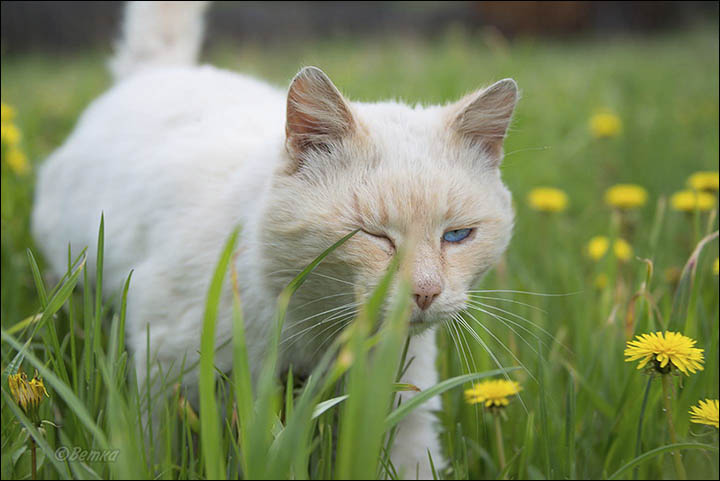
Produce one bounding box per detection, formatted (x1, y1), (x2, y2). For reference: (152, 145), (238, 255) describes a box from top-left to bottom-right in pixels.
(1, 1), (718, 53)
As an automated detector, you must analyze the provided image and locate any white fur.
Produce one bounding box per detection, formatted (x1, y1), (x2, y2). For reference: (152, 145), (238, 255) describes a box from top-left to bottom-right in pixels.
(33, 2), (518, 478)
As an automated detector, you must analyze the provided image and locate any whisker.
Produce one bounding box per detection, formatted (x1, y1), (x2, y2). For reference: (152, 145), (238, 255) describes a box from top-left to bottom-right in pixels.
(265, 268), (360, 287)
(448, 317), (482, 439)
(281, 311), (357, 354)
(467, 294), (547, 314)
(464, 301), (542, 356)
(454, 315), (531, 413)
(466, 300), (548, 343)
(443, 321), (467, 375)
(290, 291), (355, 313)
(503, 145), (551, 157)
(310, 318), (354, 359)
(305, 271), (358, 287)
(264, 267), (303, 277)
(286, 302), (361, 330)
(282, 305), (359, 345)
(460, 313), (537, 413)
(303, 314), (355, 348)
(467, 289), (582, 297)
(454, 314), (481, 375)
(454, 315), (510, 376)
(447, 317), (472, 375)
(459, 311), (537, 384)
(466, 300), (571, 354)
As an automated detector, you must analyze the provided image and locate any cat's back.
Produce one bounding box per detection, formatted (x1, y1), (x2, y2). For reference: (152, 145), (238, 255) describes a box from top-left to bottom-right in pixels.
(32, 65), (285, 291)
(89, 65), (285, 141)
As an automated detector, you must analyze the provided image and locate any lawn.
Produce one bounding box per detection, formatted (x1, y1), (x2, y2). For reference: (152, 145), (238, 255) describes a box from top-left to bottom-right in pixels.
(1, 26), (718, 479)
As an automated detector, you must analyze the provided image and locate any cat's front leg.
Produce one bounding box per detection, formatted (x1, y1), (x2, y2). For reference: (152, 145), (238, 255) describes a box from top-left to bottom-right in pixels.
(390, 330), (444, 480)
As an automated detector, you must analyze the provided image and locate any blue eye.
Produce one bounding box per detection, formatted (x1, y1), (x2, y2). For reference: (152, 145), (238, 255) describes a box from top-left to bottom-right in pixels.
(443, 228), (473, 243)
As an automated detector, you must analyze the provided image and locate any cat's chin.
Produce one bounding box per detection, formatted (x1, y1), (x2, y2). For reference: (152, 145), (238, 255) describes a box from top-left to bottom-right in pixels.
(407, 310), (450, 335)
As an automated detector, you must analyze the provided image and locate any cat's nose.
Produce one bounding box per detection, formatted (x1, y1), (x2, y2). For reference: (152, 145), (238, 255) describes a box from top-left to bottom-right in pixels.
(413, 284), (442, 311)
(411, 246), (444, 311)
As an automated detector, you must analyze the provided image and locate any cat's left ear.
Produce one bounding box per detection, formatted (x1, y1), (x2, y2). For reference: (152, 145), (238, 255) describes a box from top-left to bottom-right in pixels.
(450, 78), (518, 165)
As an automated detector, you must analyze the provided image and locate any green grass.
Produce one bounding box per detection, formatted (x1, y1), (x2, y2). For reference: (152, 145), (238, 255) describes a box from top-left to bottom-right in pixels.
(2, 26), (719, 479)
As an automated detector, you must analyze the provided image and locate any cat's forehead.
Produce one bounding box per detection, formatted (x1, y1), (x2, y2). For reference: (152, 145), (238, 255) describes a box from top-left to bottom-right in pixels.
(352, 100), (490, 170)
(355, 101), (444, 125)
(354, 101), (446, 145)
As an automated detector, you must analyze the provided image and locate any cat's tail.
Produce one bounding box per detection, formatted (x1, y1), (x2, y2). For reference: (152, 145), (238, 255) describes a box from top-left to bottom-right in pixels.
(108, 1), (211, 82)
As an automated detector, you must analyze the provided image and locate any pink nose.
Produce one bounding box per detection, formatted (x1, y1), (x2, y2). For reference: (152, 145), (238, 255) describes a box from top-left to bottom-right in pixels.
(414, 285), (442, 311)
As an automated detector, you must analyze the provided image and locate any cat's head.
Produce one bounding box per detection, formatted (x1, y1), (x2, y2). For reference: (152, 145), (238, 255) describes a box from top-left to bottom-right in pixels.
(261, 67), (517, 330)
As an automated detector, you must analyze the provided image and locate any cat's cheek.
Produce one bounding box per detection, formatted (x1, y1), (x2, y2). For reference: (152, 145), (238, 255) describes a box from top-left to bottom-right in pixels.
(444, 244), (495, 296)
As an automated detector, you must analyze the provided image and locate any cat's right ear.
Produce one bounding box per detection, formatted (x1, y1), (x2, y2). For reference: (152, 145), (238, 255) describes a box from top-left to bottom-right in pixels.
(285, 66), (356, 172)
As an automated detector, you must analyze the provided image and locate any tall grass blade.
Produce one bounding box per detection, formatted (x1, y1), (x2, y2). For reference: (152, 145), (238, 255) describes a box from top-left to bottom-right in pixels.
(2, 254), (85, 385)
(198, 227), (239, 480)
(518, 411), (535, 480)
(668, 230), (718, 331)
(312, 394), (349, 419)
(565, 373), (576, 479)
(26, 249), (47, 307)
(537, 342), (551, 479)
(633, 376), (653, 480)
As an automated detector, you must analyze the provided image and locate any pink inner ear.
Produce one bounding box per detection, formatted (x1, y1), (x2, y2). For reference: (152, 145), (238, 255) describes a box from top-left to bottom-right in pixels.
(285, 68), (355, 163)
(453, 79), (518, 162)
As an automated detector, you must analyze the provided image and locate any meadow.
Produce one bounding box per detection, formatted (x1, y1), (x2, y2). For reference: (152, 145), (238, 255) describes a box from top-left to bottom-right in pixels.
(1, 25), (718, 479)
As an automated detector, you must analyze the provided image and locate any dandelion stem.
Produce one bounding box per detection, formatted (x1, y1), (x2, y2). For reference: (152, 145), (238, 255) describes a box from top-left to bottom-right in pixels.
(494, 411), (506, 477)
(661, 375), (687, 480)
(31, 438), (37, 480)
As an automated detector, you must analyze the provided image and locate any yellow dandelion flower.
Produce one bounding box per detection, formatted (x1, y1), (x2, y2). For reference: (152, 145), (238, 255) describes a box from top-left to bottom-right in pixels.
(8, 373), (30, 411)
(590, 112), (622, 139)
(624, 331), (704, 375)
(465, 379), (522, 408)
(594, 273), (608, 290)
(587, 236), (609, 260)
(714, 258), (719, 276)
(604, 184), (648, 209)
(8, 370), (49, 415)
(586, 236), (633, 262)
(5, 147), (30, 175)
(1, 102), (16, 123)
(527, 187), (569, 213)
(613, 238), (632, 261)
(689, 399), (719, 428)
(687, 171), (719, 192)
(1, 122), (21, 146)
(670, 190), (716, 212)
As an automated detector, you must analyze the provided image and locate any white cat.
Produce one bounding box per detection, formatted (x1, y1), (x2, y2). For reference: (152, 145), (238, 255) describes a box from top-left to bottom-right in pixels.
(32, 1), (518, 478)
